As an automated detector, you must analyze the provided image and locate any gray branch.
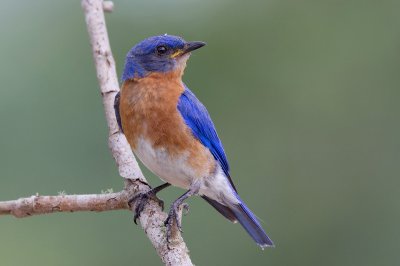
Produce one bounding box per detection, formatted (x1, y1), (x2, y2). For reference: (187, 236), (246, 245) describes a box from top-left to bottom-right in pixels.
(0, 191), (131, 217)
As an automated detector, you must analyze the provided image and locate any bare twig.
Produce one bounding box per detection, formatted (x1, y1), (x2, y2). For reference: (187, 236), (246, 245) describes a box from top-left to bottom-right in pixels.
(0, 191), (131, 218)
(0, 1), (194, 265)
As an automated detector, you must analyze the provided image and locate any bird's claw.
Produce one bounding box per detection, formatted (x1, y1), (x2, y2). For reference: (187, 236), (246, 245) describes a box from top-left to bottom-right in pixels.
(128, 190), (164, 224)
(164, 203), (189, 243)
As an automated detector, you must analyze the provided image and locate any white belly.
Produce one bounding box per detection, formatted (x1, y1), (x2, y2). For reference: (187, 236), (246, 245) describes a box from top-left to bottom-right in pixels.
(134, 137), (239, 205)
(133, 137), (195, 189)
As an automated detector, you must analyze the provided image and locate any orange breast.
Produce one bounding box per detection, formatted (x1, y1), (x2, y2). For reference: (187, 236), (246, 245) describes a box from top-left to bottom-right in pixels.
(120, 72), (215, 177)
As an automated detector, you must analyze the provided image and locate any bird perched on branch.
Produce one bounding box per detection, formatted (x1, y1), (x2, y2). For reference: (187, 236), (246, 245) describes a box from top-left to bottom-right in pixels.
(114, 34), (273, 248)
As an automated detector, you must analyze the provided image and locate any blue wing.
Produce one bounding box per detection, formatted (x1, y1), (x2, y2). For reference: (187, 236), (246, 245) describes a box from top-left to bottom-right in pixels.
(177, 86), (236, 191)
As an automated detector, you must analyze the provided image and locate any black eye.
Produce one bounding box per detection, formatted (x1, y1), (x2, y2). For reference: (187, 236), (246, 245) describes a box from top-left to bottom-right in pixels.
(156, 45), (168, 55)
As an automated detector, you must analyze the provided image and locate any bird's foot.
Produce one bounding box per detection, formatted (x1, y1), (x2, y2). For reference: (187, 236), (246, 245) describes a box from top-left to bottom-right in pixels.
(128, 189), (164, 224)
(164, 202), (189, 243)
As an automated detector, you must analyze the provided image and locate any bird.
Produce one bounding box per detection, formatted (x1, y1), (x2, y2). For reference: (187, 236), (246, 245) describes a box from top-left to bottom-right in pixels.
(114, 34), (274, 248)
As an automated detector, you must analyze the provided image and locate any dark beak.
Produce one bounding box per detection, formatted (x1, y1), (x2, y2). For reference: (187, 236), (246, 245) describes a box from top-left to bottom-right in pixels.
(183, 41), (206, 54)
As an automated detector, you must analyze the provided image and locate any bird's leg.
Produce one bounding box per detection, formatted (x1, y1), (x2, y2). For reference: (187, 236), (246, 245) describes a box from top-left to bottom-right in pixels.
(129, 182), (171, 224)
(164, 182), (200, 243)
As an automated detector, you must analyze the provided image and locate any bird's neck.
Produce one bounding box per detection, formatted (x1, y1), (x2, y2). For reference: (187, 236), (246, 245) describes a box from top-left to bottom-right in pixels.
(122, 59), (147, 80)
(122, 55), (189, 81)
(121, 71), (185, 106)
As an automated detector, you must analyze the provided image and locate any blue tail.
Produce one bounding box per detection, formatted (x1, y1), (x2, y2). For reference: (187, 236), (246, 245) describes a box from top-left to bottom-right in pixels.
(202, 193), (274, 248)
(231, 197), (274, 249)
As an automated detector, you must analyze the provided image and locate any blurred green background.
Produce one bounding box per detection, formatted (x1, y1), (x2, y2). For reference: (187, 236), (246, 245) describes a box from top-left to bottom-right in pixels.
(1, 0), (399, 265)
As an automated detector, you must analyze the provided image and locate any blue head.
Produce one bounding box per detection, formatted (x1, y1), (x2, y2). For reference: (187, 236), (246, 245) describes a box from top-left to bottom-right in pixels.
(122, 35), (206, 81)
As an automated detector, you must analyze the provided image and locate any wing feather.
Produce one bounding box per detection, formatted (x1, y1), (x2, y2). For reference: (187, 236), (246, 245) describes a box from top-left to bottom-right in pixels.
(177, 86), (237, 191)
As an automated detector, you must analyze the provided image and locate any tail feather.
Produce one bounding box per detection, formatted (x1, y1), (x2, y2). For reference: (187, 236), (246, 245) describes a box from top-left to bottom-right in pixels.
(232, 200), (274, 249)
(203, 195), (274, 249)
(202, 196), (237, 222)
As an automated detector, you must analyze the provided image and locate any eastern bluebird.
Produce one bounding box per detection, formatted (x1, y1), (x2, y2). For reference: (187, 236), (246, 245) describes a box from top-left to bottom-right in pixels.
(114, 34), (273, 248)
